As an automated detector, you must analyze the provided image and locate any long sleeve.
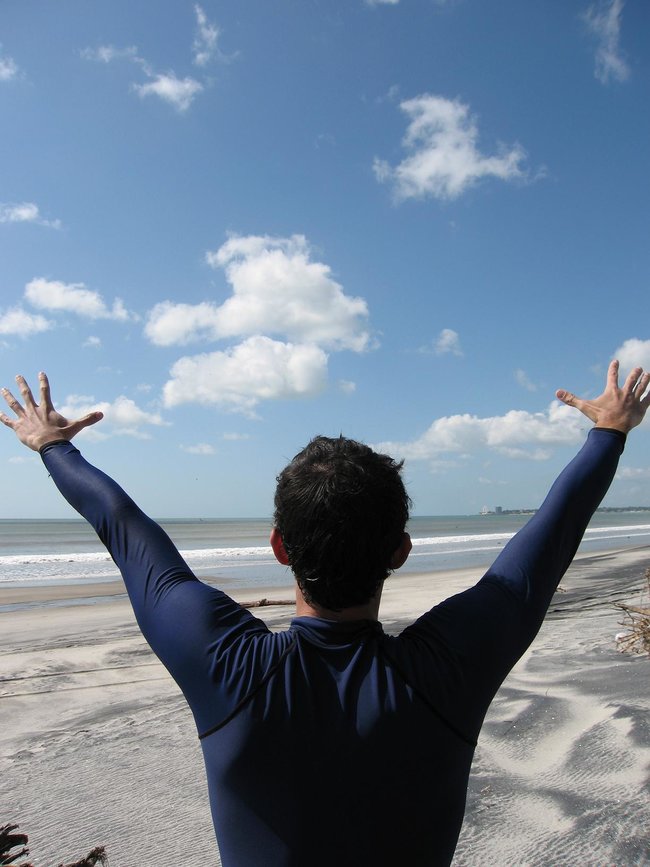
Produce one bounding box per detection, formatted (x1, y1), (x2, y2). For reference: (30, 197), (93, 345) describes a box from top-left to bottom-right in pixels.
(481, 426), (625, 632)
(39, 441), (272, 731)
(392, 427), (625, 744)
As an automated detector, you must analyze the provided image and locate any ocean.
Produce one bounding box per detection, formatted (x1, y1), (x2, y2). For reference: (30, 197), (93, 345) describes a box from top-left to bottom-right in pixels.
(1, 512), (649, 595)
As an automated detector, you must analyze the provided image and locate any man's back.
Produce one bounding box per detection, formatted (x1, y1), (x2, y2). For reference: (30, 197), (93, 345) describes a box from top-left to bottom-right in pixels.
(199, 611), (477, 867)
(36, 425), (629, 866)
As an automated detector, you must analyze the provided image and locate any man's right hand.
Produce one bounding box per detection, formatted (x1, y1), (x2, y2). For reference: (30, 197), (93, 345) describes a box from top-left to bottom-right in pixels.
(556, 359), (650, 434)
(0, 372), (103, 451)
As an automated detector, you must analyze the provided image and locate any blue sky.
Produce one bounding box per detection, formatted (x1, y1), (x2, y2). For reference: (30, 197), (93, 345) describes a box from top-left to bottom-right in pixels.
(1, 0), (649, 519)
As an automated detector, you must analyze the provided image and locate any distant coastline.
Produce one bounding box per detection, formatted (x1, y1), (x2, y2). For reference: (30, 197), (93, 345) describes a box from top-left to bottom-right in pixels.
(480, 505), (650, 516)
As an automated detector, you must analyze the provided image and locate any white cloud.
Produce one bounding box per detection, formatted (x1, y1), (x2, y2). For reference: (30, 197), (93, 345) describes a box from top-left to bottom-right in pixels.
(80, 45), (139, 63)
(616, 467), (650, 480)
(222, 432), (251, 441)
(613, 338), (650, 375)
(162, 336), (328, 416)
(584, 0), (630, 84)
(146, 234), (371, 351)
(0, 202), (61, 228)
(338, 379), (357, 394)
(374, 94), (527, 201)
(83, 336), (102, 349)
(193, 5), (220, 66)
(145, 301), (220, 346)
(181, 442), (216, 455)
(0, 307), (52, 337)
(132, 72), (203, 112)
(435, 328), (463, 356)
(0, 49), (18, 81)
(82, 41), (204, 112)
(514, 368), (538, 392)
(25, 278), (133, 321)
(59, 394), (169, 439)
(373, 401), (585, 464)
(366, 0), (400, 5)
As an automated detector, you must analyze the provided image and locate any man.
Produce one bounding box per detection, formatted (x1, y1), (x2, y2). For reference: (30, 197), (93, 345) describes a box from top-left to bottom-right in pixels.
(1, 362), (648, 867)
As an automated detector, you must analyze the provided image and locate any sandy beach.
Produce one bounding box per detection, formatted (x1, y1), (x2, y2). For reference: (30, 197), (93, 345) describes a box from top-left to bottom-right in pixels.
(1, 547), (649, 866)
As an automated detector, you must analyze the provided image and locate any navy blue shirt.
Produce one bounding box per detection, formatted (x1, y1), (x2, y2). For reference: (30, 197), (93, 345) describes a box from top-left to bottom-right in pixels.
(41, 428), (624, 866)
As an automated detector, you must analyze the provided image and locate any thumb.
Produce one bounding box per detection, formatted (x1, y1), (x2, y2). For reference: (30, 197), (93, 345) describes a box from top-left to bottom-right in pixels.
(67, 411), (104, 437)
(555, 389), (575, 405)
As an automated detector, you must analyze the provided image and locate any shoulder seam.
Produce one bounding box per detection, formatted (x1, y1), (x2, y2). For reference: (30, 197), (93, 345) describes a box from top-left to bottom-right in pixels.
(198, 636), (298, 740)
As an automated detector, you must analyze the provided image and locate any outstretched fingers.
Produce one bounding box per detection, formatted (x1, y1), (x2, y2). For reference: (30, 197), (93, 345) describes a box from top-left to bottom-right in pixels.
(621, 364), (644, 395)
(633, 370), (650, 399)
(0, 386), (25, 418)
(39, 371), (54, 411)
(15, 374), (37, 409)
(606, 358), (620, 391)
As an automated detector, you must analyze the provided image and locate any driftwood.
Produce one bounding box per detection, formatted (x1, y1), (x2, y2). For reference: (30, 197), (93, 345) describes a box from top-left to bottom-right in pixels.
(0, 824), (106, 867)
(57, 847), (107, 867)
(0, 823), (32, 867)
(240, 598), (293, 609)
(615, 568), (650, 655)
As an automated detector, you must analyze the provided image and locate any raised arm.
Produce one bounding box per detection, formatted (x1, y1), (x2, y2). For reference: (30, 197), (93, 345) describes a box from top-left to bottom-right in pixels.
(401, 361), (649, 742)
(0, 372), (203, 638)
(486, 360), (649, 628)
(1, 373), (269, 727)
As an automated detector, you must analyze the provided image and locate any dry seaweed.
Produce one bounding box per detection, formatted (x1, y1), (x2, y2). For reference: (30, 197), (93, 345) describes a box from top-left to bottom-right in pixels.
(0, 824), (106, 867)
(57, 846), (107, 867)
(615, 567), (650, 655)
(0, 824), (32, 867)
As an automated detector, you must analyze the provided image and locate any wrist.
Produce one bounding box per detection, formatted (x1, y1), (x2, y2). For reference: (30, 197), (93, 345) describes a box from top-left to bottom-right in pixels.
(37, 436), (72, 454)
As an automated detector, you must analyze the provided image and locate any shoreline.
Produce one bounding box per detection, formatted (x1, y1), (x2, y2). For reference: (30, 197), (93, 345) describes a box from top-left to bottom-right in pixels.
(1, 543), (647, 610)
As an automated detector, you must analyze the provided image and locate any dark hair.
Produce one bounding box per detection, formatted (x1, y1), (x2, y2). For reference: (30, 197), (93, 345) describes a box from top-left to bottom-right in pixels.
(273, 435), (411, 611)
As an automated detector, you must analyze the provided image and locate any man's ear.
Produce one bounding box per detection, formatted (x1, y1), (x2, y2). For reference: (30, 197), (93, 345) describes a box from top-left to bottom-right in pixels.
(389, 532), (412, 570)
(270, 527), (290, 566)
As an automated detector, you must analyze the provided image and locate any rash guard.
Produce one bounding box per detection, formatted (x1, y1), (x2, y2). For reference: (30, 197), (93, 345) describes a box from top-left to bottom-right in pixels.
(40, 428), (624, 867)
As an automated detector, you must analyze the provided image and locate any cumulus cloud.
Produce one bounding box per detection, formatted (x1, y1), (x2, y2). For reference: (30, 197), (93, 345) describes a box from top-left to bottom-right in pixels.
(132, 72), (203, 112)
(613, 338), (650, 375)
(162, 336), (328, 416)
(434, 328), (463, 356)
(181, 442), (215, 455)
(60, 394), (169, 439)
(373, 401), (585, 464)
(25, 278), (133, 321)
(0, 307), (52, 337)
(83, 336), (102, 349)
(584, 0), (630, 84)
(145, 301), (220, 346)
(0, 202), (61, 228)
(374, 94), (527, 201)
(514, 369), (538, 392)
(193, 5), (220, 66)
(146, 234), (371, 351)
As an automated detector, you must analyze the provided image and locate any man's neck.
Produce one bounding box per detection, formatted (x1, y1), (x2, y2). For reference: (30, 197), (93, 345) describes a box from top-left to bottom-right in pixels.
(294, 586), (382, 622)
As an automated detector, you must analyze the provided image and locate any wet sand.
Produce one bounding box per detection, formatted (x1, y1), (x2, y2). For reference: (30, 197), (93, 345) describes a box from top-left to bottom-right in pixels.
(1, 547), (649, 866)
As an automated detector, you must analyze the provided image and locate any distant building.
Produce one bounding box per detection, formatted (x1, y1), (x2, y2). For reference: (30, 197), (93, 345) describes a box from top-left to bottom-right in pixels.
(495, 506), (503, 514)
